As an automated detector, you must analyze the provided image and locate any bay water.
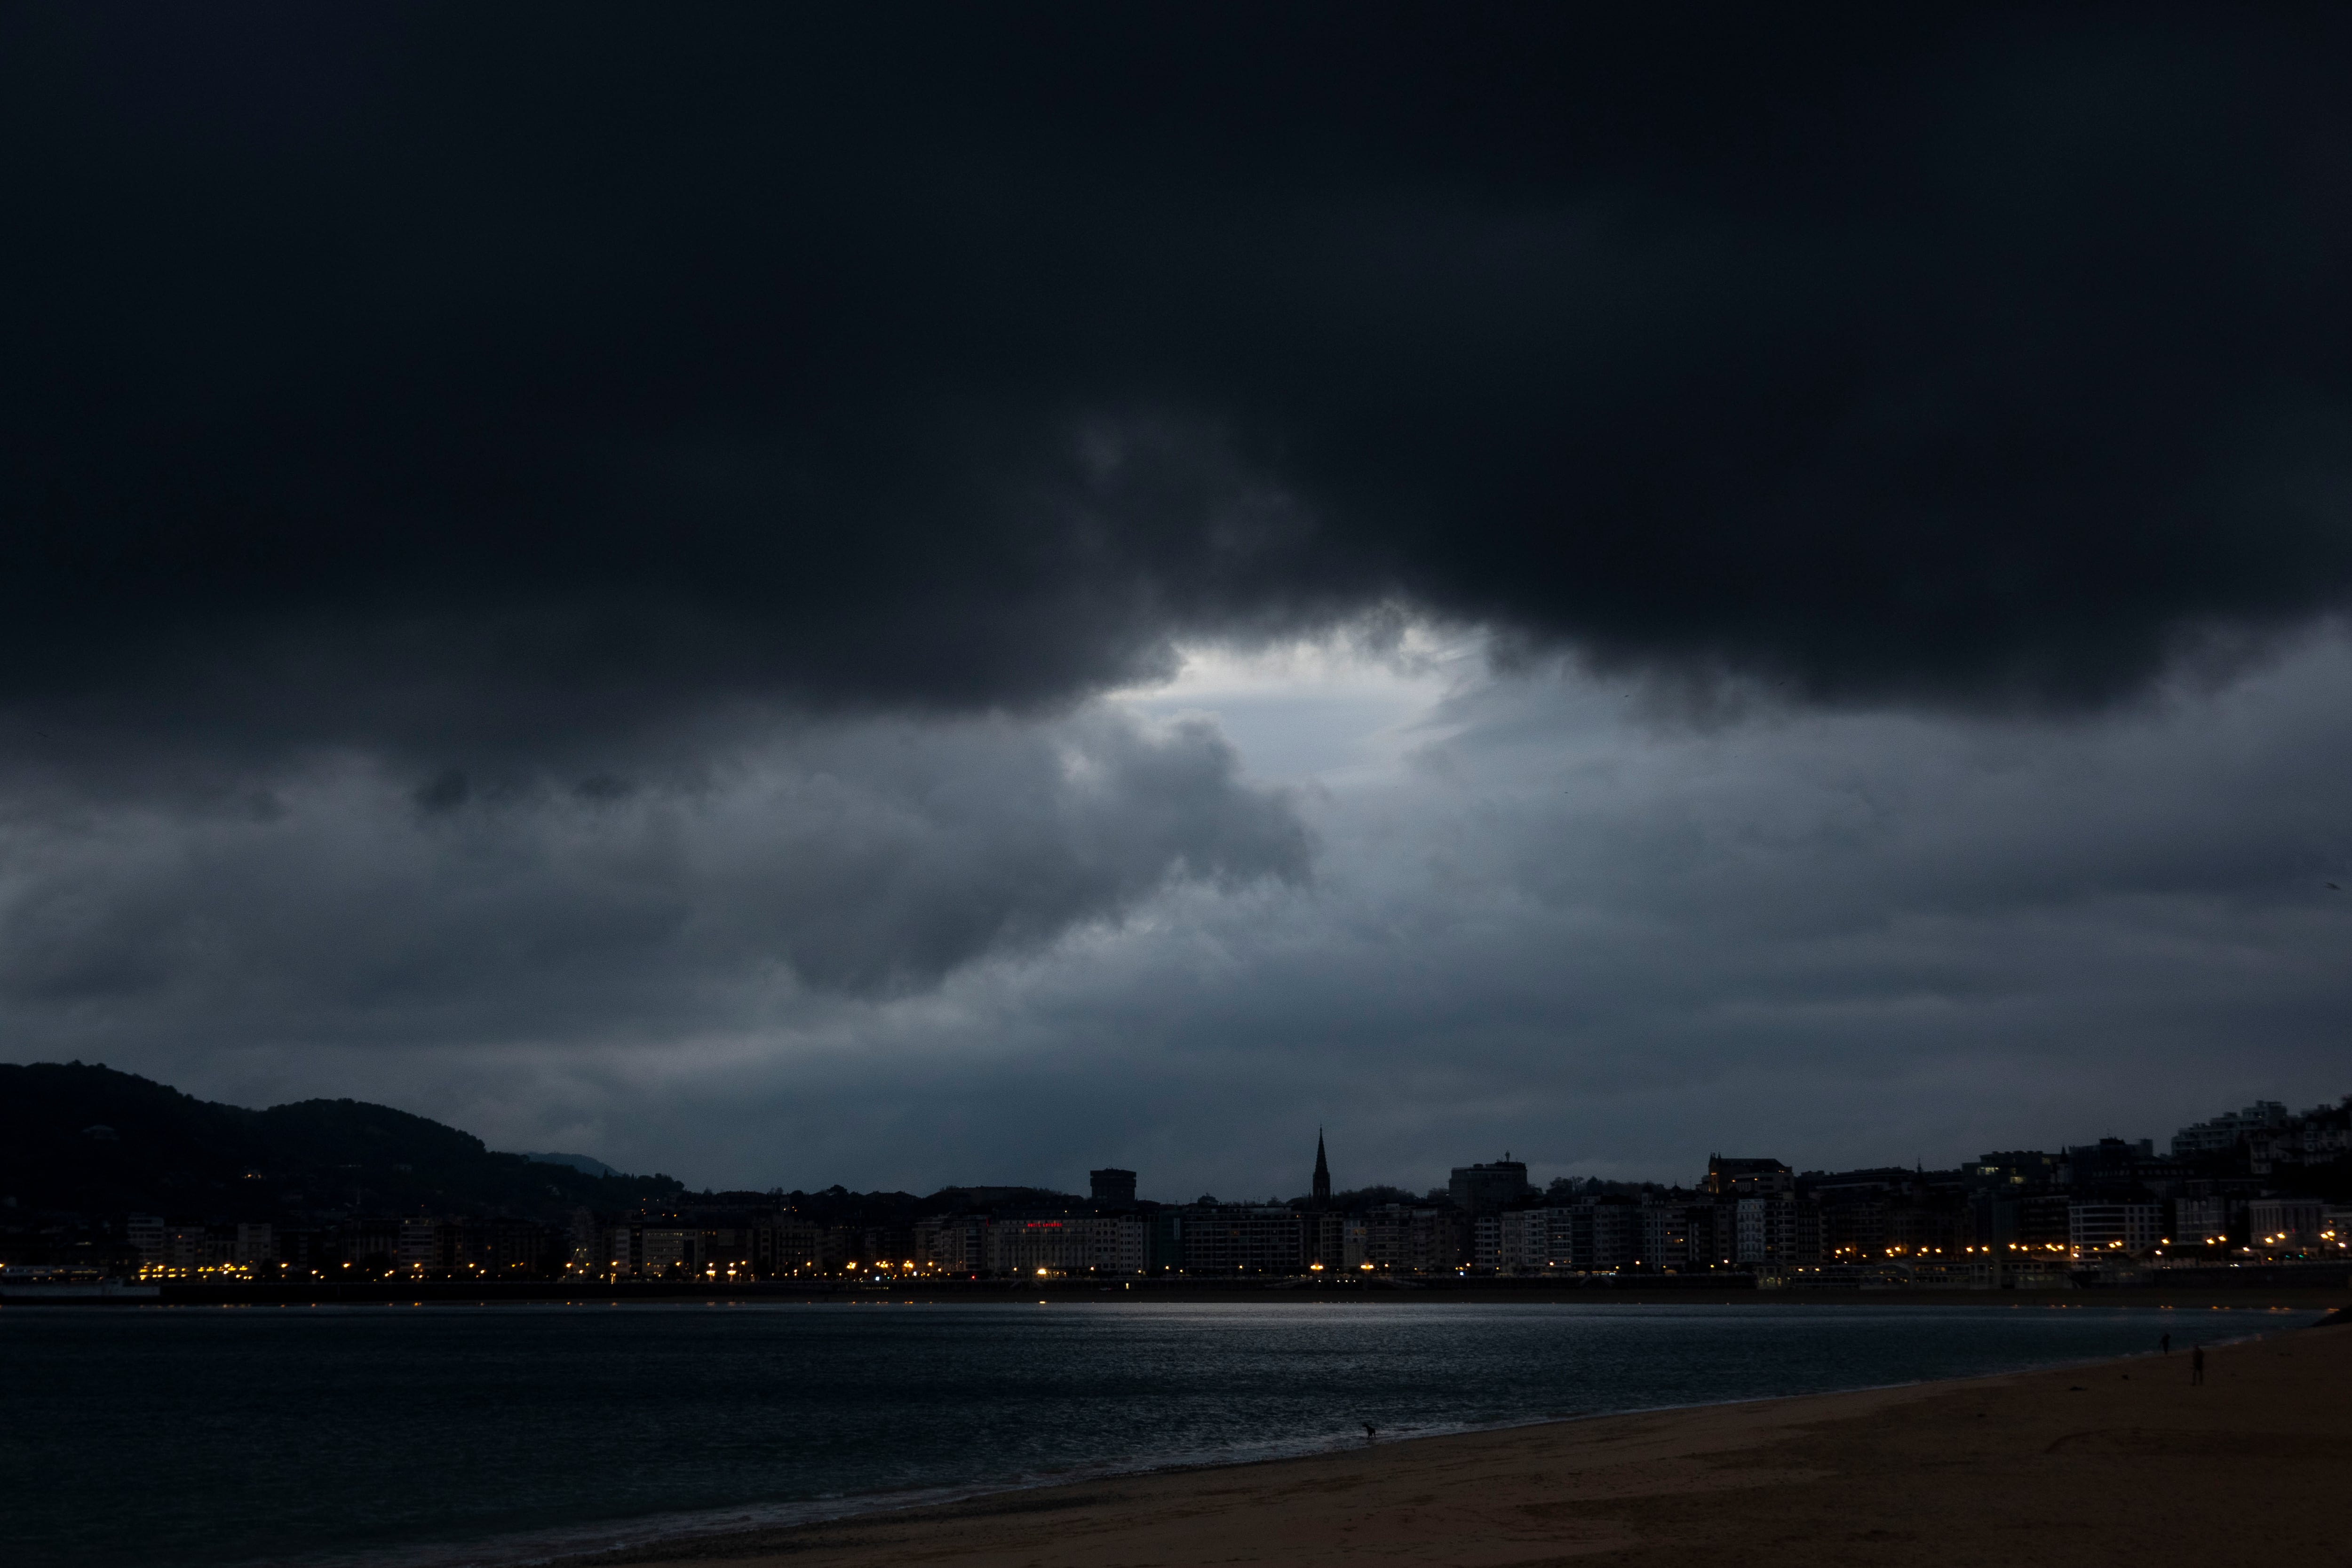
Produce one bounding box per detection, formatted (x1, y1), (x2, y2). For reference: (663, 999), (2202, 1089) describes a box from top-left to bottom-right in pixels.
(2, 1298), (2303, 1568)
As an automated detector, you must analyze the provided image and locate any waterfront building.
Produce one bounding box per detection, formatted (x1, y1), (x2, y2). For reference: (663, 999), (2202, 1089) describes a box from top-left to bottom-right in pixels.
(1176, 1207), (1308, 1273)
(342, 1219), (402, 1271)
(1305, 1209), (1345, 1271)
(272, 1227), (324, 1271)
(914, 1214), (986, 1272)
(639, 1226), (694, 1274)
(1495, 1206), (1559, 1271)
(1816, 1193), (1888, 1261)
(2246, 1196), (2325, 1253)
(1471, 1213), (1502, 1270)
(754, 1217), (842, 1274)
(1735, 1196), (1796, 1266)
(603, 1223), (638, 1274)
(1492, 1200), (1704, 1273)
(234, 1222), (275, 1266)
(2173, 1194), (2236, 1246)
(1567, 1201), (1637, 1270)
(2065, 1201), (2162, 1255)
(855, 1224), (915, 1269)
(1685, 1202), (1736, 1269)
(1349, 1205), (1465, 1272)
(986, 1213), (1149, 1274)
(1886, 1203), (1964, 1260)
(397, 1218), (451, 1273)
(1637, 1201), (1689, 1270)
(2017, 1193), (2073, 1250)
(163, 1224), (216, 1271)
(567, 1208), (601, 1271)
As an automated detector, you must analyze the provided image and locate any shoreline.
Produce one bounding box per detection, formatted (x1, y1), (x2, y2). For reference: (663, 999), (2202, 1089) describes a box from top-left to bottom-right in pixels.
(19, 1280), (2345, 1312)
(539, 1304), (2346, 1568)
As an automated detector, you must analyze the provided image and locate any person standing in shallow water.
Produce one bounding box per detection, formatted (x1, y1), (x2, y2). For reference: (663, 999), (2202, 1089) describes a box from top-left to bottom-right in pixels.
(2161, 1333), (2170, 1355)
(2191, 1344), (2204, 1385)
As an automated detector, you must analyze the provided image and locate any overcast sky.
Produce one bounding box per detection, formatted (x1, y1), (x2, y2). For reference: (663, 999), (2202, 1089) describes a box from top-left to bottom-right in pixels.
(3, 7), (2348, 1197)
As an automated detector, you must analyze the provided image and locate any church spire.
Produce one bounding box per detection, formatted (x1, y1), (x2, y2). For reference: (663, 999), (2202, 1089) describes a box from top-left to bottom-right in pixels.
(1312, 1127), (1331, 1207)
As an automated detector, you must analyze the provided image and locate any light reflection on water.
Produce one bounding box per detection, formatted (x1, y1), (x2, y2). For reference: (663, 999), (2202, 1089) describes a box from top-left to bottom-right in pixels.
(0, 1299), (2307, 1568)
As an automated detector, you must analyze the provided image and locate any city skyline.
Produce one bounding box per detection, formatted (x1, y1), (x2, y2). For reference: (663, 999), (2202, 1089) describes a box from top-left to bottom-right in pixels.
(10, 1058), (2341, 1213)
(16, 1061), (2342, 1288)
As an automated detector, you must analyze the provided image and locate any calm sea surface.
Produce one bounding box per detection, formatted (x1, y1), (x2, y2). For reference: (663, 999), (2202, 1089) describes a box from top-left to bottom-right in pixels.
(1, 1298), (2308, 1568)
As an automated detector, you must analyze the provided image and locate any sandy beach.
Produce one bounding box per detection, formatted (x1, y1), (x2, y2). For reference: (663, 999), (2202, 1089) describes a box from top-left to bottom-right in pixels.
(583, 1312), (2349, 1568)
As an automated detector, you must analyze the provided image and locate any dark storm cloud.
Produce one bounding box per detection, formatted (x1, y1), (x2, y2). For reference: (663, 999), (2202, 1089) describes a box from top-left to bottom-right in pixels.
(5, 5), (2352, 770)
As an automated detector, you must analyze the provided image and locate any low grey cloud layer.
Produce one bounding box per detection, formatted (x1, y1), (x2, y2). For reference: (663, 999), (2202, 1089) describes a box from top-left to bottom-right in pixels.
(0, 710), (1306, 1046)
(30, 635), (2344, 1193)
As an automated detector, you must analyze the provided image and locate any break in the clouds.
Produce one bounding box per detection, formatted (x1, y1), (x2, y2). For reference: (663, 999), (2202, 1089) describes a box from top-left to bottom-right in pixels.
(3, 8), (2351, 1185)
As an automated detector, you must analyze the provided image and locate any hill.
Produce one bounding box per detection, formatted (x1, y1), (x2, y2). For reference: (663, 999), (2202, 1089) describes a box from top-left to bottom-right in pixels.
(0, 1061), (681, 1223)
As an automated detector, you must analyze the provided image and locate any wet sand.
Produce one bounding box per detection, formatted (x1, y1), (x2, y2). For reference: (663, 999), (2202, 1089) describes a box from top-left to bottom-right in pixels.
(575, 1311), (2348, 1567)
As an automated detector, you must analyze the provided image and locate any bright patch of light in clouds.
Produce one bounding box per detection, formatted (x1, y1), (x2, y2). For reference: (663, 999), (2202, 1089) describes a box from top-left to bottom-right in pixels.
(1111, 624), (1486, 787)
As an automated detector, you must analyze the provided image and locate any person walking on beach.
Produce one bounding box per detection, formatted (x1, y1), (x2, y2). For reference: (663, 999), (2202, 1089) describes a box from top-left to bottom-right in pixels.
(2160, 1332), (2170, 1355)
(2191, 1344), (2204, 1385)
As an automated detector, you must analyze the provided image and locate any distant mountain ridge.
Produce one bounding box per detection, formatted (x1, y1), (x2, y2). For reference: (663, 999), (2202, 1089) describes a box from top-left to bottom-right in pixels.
(519, 1151), (622, 1178)
(0, 1061), (681, 1223)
